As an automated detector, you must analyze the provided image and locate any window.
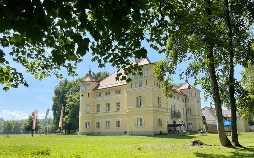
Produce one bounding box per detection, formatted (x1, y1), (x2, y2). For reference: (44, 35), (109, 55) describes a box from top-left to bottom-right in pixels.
(144, 69), (148, 77)
(139, 72), (143, 78)
(197, 99), (200, 103)
(87, 84), (90, 90)
(198, 109), (200, 116)
(115, 89), (121, 94)
(157, 82), (160, 88)
(88, 93), (89, 97)
(136, 96), (142, 107)
(135, 81), (142, 88)
(139, 81), (142, 87)
(166, 103), (168, 112)
(85, 122), (90, 129)
(188, 123), (193, 129)
(96, 122), (100, 128)
(129, 74), (133, 79)
(106, 121), (110, 128)
(158, 118), (162, 127)
(135, 82), (139, 88)
(116, 120), (120, 128)
(116, 102), (120, 111)
(183, 108), (185, 116)
(158, 96), (161, 107)
(96, 92), (101, 97)
(86, 105), (90, 113)
(96, 104), (100, 113)
(106, 103), (110, 112)
(187, 108), (192, 115)
(136, 118), (144, 127)
(105, 90), (110, 96)
(134, 72), (138, 79)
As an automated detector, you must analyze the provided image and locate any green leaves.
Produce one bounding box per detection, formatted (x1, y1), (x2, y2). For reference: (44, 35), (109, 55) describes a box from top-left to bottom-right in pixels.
(133, 47), (147, 59)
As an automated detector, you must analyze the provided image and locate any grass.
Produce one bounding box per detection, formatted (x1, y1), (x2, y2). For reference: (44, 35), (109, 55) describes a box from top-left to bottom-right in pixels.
(0, 133), (254, 158)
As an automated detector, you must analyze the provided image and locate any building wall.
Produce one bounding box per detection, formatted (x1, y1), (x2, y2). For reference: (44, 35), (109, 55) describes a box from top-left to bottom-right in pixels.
(79, 63), (203, 135)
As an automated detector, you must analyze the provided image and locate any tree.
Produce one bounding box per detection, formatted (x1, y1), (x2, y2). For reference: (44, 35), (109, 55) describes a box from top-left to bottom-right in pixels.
(51, 79), (68, 131)
(6, 121), (14, 137)
(52, 71), (109, 133)
(91, 71), (110, 82)
(0, 118), (4, 134)
(0, 0), (149, 91)
(12, 120), (24, 134)
(151, 1), (254, 146)
(238, 63), (254, 121)
(24, 113), (41, 135)
(63, 79), (81, 134)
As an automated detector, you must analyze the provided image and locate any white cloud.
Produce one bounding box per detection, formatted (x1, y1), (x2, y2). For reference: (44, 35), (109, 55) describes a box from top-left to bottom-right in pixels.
(0, 110), (50, 121)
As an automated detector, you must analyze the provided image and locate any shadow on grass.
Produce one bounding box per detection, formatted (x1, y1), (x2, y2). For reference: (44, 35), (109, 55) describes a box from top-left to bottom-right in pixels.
(147, 134), (198, 139)
(194, 146), (254, 158)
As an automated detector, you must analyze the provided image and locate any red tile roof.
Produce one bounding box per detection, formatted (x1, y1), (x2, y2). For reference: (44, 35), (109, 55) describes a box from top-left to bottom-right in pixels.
(94, 68), (127, 90)
(172, 87), (186, 95)
(179, 80), (192, 90)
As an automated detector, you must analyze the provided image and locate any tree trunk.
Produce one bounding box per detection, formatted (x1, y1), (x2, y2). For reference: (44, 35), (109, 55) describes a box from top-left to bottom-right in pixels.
(205, 0), (231, 146)
(224, 0), (241, 147)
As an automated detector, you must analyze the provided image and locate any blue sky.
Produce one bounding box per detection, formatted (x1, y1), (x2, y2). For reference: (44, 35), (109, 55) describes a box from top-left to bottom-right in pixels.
(0, 44), (243, 121)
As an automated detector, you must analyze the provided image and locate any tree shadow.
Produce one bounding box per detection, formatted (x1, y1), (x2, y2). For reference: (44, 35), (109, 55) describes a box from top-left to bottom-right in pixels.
(147, 134), (198, 139)
(194, 146), (254, 158)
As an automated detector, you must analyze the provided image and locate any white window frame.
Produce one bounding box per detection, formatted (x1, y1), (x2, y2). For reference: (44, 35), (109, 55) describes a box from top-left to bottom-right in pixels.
(96, 92), (101, 97)
(116, 120), (120, 128)
(86, 84), (90, 90)
(144, 69), (148, 77)
(136, 118), (144, 127)
(158, 96), (161, 107)
(106, 103), (110, 112)
(106, 121), (110, 128)
(158, 118), (162, 127)
(135, 82), (139, 88)
(96, 104), (100, 113)
(85, 122), (90, 129)
(86, 105), (90, 113)
(105, 90), (110, 96)
(139, 81), (142, 87)
(96, 122), (100, 129)
(136, 96), (142, 107)
(188, 108), (192, 115)
(116, 102), (120, 111)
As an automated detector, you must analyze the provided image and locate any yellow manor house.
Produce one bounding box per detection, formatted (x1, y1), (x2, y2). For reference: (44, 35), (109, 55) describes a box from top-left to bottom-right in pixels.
(79, 58), (203, 136)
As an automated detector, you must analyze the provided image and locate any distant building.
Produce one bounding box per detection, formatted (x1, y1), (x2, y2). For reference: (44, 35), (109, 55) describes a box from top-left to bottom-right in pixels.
(79, 58), (203, 135)
(201, 106), (249, 132)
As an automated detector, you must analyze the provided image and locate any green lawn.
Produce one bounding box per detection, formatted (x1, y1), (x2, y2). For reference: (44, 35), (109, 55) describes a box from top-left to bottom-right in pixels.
(0, 133), (254, 158)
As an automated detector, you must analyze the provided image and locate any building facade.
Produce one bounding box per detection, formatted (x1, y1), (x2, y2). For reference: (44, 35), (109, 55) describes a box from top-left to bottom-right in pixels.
(201, 106), (249, 132)
(79, 58), (203, 135)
